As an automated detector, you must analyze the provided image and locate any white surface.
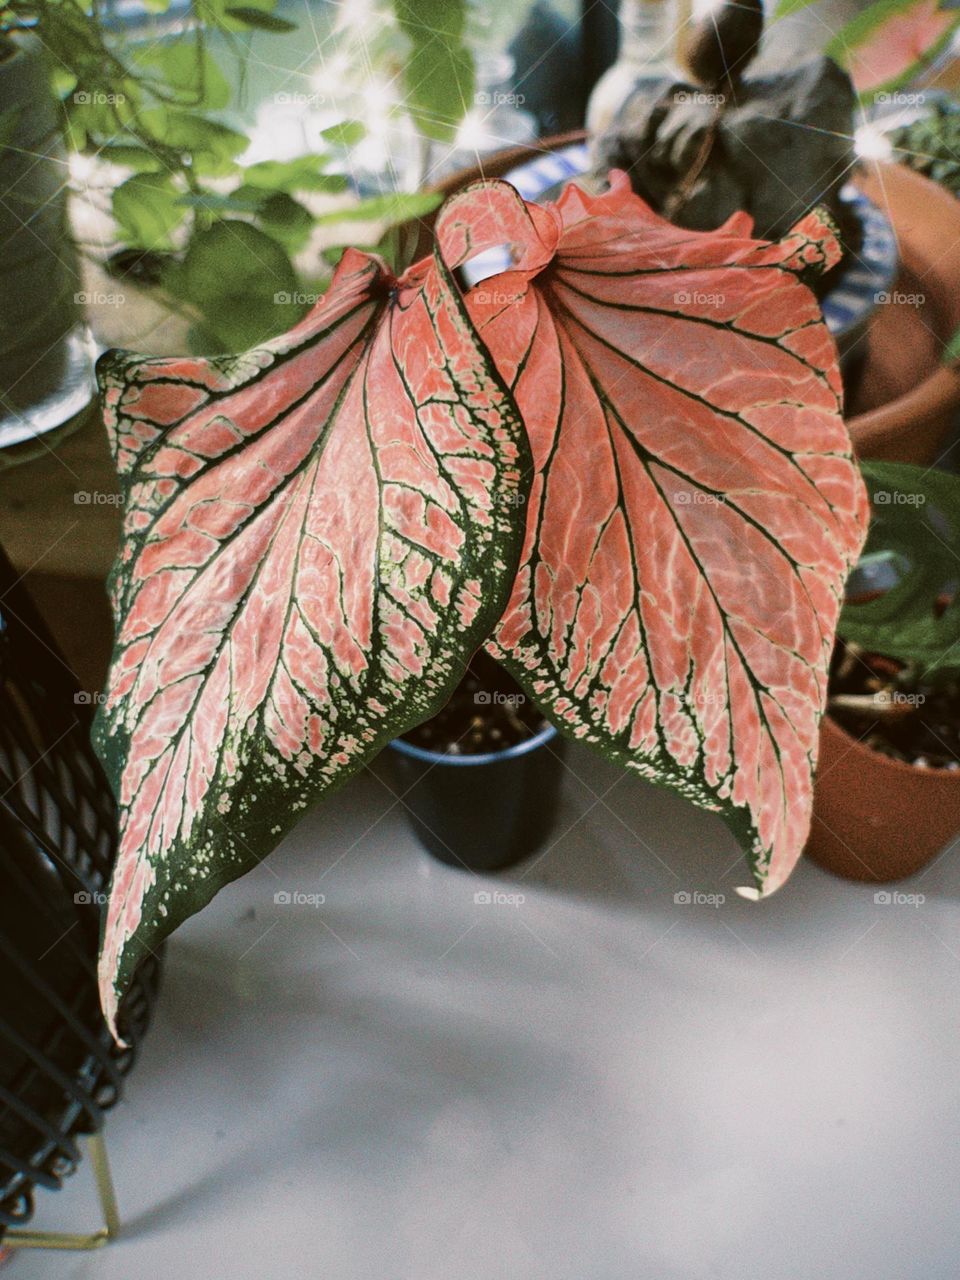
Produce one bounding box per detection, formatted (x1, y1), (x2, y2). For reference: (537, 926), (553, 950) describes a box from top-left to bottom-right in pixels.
(9, 743), (960, 1280)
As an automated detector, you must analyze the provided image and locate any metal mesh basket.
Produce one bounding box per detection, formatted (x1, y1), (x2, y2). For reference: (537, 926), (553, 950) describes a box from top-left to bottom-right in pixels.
(0, 545), (159, 1235)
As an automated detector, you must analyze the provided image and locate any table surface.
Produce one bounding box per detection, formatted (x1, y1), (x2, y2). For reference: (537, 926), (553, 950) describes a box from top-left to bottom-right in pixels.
(6, 741), (959, 1280)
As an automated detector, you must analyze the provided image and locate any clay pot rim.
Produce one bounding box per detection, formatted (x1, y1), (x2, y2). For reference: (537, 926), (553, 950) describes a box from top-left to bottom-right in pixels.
(824, 712), (960, 783)
(848, 161), (960, 439)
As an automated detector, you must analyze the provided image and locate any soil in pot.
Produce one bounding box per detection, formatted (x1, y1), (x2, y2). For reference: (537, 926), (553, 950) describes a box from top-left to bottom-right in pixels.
(828, 642), (960, 769)
(389, 651), (565, 873)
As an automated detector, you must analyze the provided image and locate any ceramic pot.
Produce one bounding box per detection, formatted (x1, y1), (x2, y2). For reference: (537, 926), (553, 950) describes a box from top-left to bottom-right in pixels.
(806, 715), (960, 883)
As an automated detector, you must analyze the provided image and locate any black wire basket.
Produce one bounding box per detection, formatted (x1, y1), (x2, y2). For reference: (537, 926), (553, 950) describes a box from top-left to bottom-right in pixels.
(0, 543), (160, 1237)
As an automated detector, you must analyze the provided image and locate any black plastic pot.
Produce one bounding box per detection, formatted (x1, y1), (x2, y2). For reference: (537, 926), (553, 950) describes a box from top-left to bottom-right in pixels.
(388, 722), (565, 873)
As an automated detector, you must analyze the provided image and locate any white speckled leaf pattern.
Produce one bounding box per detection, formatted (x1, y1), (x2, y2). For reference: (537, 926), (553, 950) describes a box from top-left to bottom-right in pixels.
(94, 233), (530, 1038)
(439, 175), (869, 898)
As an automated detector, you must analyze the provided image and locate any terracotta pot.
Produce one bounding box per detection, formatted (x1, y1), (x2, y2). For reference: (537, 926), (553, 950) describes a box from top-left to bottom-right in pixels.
(846, 162), (960, 463)
(806, 715), (960, 883)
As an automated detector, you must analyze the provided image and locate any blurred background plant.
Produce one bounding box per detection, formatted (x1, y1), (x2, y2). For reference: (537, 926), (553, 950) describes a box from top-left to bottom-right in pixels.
(0, 0), (491, 351)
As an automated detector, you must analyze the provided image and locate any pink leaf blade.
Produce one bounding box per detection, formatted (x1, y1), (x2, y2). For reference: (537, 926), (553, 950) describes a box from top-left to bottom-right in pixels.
(465, 175), (868, 898)
(94, 240), (530, 1040)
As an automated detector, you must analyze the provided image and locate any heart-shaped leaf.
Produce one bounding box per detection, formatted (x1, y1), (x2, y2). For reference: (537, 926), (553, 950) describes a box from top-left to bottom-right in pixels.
(440, 174), (869, 897)
(95, 227), (530, 1037)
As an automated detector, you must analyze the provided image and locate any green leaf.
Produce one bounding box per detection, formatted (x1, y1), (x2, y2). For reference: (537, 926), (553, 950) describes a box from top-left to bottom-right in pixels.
(312, 190), (441, 227)
(92, 227), (531, 1036)
(839, 461), (960, 678)
(195, 0), (278, 30)
(164, 220), (300, 350)
(944, 323), (960, 365)
(50, 68), (77, 99)
(0, 107), (21, 150)
(393, 0), (474, 141)
(253, 191), (314, 252)
(177, 189), (266, 214)
(319, 120), (367, 148)
(138, 108), (247, 176)
(134, 43), (231, 111)
(112, 173), (185, 250)
(224, 6), (297, 30)
(98, 144), (166, 173)
(772, 0), (819, 16)
(241, 156), (348, 194)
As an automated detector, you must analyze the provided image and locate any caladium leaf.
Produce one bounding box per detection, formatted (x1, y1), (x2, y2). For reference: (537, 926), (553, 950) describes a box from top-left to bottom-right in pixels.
(94, 228), (530, 1038)
(440, 174), (869, 897)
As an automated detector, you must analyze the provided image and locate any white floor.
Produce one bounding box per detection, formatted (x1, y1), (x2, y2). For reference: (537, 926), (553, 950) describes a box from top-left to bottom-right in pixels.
(6, 742), (960, 1280)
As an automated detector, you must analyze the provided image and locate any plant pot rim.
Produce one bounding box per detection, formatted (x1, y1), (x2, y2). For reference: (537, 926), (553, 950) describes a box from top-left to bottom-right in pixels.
(846, 161), (960, 441)
(823, 711), (960, 783)
(390, 719), (558, 767)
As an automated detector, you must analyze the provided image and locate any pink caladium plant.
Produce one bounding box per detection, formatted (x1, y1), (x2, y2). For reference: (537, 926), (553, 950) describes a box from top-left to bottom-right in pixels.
(93, 172), (868, 1037)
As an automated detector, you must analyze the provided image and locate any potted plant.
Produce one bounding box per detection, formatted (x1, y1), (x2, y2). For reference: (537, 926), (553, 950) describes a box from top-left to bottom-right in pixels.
(807, 459), (960, 882)
(387, 649), (565, 873)
(88, 166), (868, 1039)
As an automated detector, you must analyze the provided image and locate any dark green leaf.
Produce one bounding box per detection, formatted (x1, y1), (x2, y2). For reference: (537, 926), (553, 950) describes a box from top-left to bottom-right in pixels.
(253, 191), (314, 252)
(840, 461), (960, 677)
(134, 43), (231, 111)
(164, 220), (301, 350)
(393, 0), (474, 141)
(224, 6), (296, 30)
(138, 108), (247, 176)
